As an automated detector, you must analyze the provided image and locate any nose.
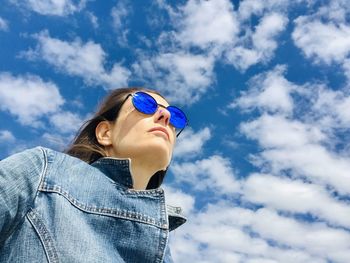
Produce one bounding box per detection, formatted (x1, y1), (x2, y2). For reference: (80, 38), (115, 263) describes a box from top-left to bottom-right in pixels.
(155, 106), (171, 127)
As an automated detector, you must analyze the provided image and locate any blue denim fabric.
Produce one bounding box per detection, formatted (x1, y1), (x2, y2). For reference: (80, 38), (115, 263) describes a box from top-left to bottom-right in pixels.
(0, 147), (186, 262)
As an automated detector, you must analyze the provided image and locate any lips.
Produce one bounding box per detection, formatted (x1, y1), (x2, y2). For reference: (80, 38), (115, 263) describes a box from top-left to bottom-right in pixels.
(148, 126), (170, 140)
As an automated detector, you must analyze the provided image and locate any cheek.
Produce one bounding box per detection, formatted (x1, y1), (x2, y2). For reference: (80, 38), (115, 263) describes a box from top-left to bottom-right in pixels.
(113, 120), (149, 148)
(171, 130), (177, 144)
(113, 126), (138, 144)
(112, 113), (142, 139)
(168, 138), (176, 157)
(171, 135), (176, 147)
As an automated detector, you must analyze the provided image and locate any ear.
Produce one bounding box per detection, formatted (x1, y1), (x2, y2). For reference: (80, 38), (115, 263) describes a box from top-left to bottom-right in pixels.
(95, 121), (113, 146)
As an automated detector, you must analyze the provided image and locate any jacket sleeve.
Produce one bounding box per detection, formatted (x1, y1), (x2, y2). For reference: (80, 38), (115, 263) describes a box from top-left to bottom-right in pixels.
(0, 147), (46, 244)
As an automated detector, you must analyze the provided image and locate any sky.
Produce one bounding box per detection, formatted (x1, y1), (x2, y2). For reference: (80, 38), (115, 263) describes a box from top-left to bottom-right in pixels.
(1, 0), (350, 262)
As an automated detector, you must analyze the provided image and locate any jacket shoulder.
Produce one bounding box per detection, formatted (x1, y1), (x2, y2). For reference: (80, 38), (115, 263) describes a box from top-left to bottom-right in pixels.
(1, 146), (47, 173)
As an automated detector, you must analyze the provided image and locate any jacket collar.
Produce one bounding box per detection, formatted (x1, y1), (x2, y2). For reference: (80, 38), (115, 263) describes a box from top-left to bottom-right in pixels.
(166, 205), (187, 231)
(90, 157), (187, 231)
(90, 157), (134, 188)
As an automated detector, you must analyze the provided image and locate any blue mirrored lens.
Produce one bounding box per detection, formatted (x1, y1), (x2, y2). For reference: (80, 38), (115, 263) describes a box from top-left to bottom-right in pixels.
(167, 106), (187, 129)
(132, 92), (188, 130)
(133, 92), (157, 114)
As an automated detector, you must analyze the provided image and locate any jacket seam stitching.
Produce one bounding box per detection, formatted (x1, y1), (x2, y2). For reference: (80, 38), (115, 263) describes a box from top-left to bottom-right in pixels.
(156, 196), (169, 262)
(39, 184), (168, 229)
(1, 147), (49, 246)
(37, 147), (48, 199)
(26, 208), (59, 263)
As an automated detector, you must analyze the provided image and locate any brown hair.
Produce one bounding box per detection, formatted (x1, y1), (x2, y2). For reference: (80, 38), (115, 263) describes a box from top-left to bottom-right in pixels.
(65, 87), (167, 189)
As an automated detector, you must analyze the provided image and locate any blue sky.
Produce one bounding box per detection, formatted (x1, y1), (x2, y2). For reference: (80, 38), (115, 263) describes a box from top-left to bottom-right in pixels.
(1, 0), (350, 262)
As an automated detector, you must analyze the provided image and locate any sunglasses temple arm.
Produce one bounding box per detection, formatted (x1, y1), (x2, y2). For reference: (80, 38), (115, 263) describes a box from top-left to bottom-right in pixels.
(176, 128), (184, 137)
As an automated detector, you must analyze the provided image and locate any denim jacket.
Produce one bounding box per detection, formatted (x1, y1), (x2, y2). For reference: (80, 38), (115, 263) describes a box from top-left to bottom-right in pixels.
(0, 147), (186, 262)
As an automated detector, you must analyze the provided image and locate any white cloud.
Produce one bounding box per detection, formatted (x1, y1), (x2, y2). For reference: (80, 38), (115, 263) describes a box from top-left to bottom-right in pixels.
(155, 52), (214, 97)
(174, 2), (288, 71)
(142, 1), (289, 104)
(0, 72), (64, 126)
(226, 13), (288, 71)
(133, 0), (231, 104)
(291, 1), (350, 82)
(227, 64), (350, 262)
(237, 0), (266, 20)
(317, 0), (350, 23)
(238, 0), (287, 20)
(173, 127), (211, 159)
(251, 208), (350, 262)
(241, 114), (350, 194)
(258, 145), (350, 195)
(111, 2), (128, 31)
(237, 0), (313, 20)
(0, 17), (9, 31)
(41, 132), (74, 151)
(232, 66), (350, 195)
(11, 0), (88, 16)
(86, 11), (98, 29)
(177, 0), (238, 49)
(135, 1), (291, 104)
(111, 2), (130, 46)
(0, 130), (15, 143)
(252, 13), (288, 56)
(133, 52), (215, 104)
(225, 47), (261, 71)
(232, 64), (350, 131)
(243, 173), (350, 229)
(49, 111), (84, 134)
(23, 31), (130, 89)
(311, 85), (350, 128)
(163, 185), (195, 215)
(171, 202), (332, 263)
(240, 114), (326, 149)
(292, 17), (350, 64)
(231, 65), (296, 114)
(171, 155), (240, 195)
(343, 59), (350, 81)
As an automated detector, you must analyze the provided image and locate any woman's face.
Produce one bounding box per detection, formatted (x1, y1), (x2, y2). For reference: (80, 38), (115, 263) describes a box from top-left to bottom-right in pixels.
(106, 92), (176, 170)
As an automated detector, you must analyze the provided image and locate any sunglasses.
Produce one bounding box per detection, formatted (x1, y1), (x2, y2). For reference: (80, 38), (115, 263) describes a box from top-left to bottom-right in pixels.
(127, 91), (188, 137)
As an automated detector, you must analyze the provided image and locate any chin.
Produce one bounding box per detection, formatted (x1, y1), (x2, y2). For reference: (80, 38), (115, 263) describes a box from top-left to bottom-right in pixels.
(146, 143), (172, 165)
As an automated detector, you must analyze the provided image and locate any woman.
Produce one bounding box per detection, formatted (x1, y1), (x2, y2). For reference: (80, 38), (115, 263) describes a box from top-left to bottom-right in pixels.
(0, 87), (188, 262)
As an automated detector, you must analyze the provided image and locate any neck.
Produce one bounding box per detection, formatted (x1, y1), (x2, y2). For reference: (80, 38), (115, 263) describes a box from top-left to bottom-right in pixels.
(106, 147), (167, 190)
(129, 158), (160, 190)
